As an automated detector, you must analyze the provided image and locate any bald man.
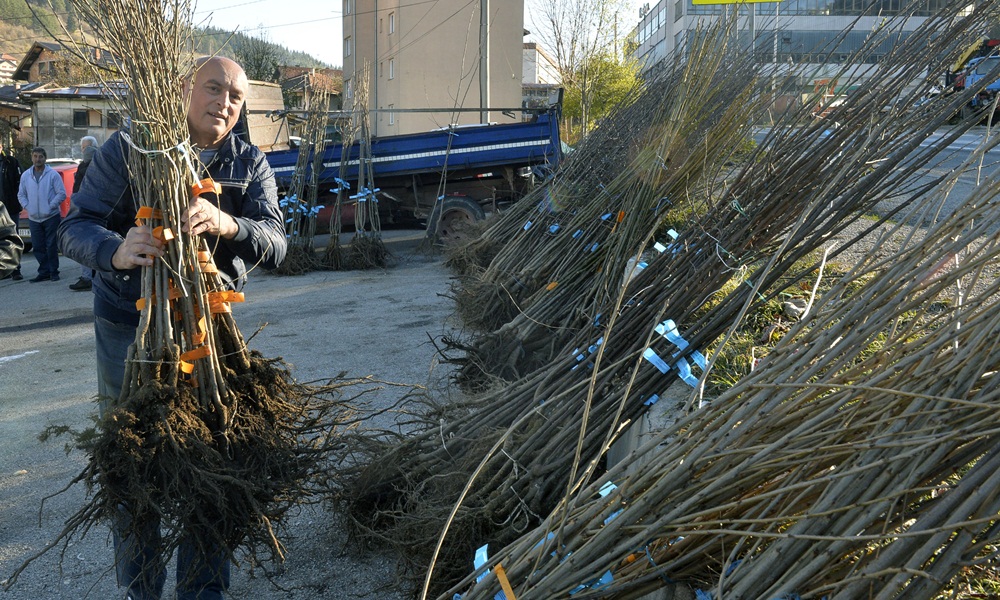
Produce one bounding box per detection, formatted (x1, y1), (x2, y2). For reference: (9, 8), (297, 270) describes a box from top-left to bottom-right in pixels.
(58, 56), (286, 600)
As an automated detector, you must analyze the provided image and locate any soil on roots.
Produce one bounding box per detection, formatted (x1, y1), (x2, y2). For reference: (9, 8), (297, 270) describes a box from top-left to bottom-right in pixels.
(88, 352), (337, 564)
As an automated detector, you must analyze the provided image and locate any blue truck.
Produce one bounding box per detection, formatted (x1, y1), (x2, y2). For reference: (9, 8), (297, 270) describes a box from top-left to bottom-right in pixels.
(949, 49), (1000, 121)
(250, 105), (562, 239)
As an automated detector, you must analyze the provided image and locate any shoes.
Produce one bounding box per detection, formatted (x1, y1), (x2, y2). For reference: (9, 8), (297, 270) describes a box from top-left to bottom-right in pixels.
(11, 270), (22, 281)
(69, 277), (92, 291)
(28, 274), (50, 283)
(50, 274), (60, 281)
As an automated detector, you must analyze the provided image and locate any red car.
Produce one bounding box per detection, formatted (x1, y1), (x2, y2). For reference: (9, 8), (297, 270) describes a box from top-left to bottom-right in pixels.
(16, 159), (79, 249)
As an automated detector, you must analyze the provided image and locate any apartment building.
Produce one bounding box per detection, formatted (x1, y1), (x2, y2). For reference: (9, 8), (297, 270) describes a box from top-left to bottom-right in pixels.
(632, 0), (947, 86)
(343, 0), (524, 135)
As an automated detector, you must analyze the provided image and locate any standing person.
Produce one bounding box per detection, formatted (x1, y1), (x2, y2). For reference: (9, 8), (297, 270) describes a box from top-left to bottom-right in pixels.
(0, 142), (23, 280)
(68, 135), (99, 291)
(18, 147), (66, 282)
(59, 56), (286, 600)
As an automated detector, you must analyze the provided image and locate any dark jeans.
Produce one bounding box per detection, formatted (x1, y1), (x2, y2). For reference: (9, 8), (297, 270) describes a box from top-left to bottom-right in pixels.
(28, 213), (60, 278)
(95, 316), (231, 600)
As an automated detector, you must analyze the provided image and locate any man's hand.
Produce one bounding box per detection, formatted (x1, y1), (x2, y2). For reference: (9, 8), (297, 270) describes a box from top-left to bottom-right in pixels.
(181, 196), (238, 239)
(111, 226), (164, 270)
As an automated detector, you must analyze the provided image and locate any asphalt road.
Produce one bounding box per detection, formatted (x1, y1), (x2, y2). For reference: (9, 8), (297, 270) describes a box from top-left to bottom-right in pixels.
(0, 229), (457, 599)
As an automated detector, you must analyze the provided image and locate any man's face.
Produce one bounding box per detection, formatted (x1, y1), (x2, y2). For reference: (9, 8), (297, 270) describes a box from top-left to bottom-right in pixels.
(31, 152), (46, 168)
(186, 58), (249, 149)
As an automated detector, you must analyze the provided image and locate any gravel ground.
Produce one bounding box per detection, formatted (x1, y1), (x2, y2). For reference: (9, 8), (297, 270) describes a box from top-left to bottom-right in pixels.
(0, 231), (452, 600)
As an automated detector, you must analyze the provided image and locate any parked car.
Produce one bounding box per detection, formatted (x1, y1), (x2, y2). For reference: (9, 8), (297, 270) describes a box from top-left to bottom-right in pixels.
(17, 159), (79, 250)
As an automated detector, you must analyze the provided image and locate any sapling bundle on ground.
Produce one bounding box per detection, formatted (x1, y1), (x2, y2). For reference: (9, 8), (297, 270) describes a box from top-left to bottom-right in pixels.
(345, 62), (391, 269)
(444, 18), (769, 384)
(275, 83), (332, 275)
(322, 118), (356, 270)
(337, 2), (1000, 592)
(5, 0), (352, 587)
(445, 161), (1000, 600)
(445, 0), (991, 391)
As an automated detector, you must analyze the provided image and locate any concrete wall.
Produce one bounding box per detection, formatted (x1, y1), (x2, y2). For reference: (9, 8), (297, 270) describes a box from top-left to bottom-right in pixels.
(346, 0), (524, 136)
(30, 97), (118, 158)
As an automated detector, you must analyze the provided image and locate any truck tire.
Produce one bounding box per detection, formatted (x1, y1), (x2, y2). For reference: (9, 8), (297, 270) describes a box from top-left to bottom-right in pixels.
(427, 195), (486, 244)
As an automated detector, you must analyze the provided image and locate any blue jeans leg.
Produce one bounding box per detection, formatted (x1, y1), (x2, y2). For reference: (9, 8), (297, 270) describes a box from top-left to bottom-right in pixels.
(95, 316), (134, 416)
(176, 539), (230, 600)
(113, 505), (167, 600)
(96, 317), (169, 598)
(28, 215), (58, 278)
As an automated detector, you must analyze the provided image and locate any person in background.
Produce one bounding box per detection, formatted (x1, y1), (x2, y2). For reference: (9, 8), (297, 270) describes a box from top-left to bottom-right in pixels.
(69, 135), (99, 291)
(59, 56), (286, 600)
(0, 203), (24, 280)
(0, 142), (23, 280)
(18, 147), (66, 282)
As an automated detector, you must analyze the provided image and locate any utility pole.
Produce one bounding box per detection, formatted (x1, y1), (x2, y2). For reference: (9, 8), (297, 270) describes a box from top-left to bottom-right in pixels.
(480, 0), (490, 124)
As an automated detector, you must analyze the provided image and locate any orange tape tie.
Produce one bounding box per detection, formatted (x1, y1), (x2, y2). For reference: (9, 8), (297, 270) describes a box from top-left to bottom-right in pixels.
(200, 262), (219, 274)
(197, 251), (213, 263)
(153, 226), (175, 242)
(545, 281), (559, 291)
(179, 361), (195, 374)
(209, 302), (231, 314)
(134, 206), (164, 226)
(190, 316), (207, 345)
(494, 564), (516, 600)
(208, 291), (244, 304)
(136, 297), (150, 311)
(617, 210), (625, 223)
(191, 178), (222, 197)
(180, 346), (212, 362)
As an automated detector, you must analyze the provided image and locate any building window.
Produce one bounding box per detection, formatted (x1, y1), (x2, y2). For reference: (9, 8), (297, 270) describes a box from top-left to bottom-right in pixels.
(379, 17), (383, 33)
(345, 0), (352, 14)
(345, 78), (352, 99)
(675, 0), (683, 21)
(73, 109), (89, 128)
(37, 61), (55, 77)
(107, 110), (122, 129)
(344, 36), (352, 57)
(389, 12), (395, 33)
(388, 58), (395, 79)
(388, 104), (395, 125)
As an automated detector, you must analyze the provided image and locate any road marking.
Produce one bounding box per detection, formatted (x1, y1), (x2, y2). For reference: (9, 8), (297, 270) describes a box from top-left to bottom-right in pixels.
(0, 350), (40, 364)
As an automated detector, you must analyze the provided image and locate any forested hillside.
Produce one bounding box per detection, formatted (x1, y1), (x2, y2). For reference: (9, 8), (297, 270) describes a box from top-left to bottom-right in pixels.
(0, 0), (330, 70)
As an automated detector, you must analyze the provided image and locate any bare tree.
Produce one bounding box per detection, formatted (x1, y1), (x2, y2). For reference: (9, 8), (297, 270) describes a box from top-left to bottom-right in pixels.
(528, 0), (633, 140)
(234, 26), (279, 82)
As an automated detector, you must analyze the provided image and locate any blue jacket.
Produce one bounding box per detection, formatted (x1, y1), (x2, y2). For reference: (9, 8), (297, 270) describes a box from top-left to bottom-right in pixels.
(59, 130), (287, 326)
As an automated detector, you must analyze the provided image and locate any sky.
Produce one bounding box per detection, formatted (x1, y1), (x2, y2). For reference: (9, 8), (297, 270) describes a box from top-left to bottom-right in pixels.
(192, 0), (649, 68)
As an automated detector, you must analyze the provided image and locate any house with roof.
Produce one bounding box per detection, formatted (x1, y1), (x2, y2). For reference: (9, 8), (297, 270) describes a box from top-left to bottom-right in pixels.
(18, 82), (127, 158)
(0, 54), (18, 84)
(13, 41), (119, 85)
(0, 83), (38, 150)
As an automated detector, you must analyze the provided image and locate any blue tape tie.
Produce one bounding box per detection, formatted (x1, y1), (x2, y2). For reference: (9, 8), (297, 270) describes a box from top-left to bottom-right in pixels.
(643, 348), (670, 374)
(573, 229), (583, 238)
(675, 357), (700, 387)
(549, 224), (561, 234)
(524, 220), (533, 231)
(644, 393), (660, 406)
(599, 481), (617, 497)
